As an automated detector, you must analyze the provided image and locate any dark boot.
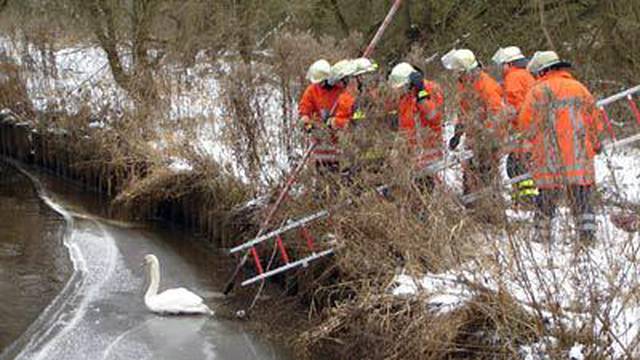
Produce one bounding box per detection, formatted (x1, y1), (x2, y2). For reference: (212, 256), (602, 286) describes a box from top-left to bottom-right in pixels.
(534, 189), (559, 243)
(569, 185), (597, 247)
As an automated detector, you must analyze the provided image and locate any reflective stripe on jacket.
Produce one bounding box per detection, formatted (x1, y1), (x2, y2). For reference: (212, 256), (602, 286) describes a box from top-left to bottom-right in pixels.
(517, 70), (604, 189)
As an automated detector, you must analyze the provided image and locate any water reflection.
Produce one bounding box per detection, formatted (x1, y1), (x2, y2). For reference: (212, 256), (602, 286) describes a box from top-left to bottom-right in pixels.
(0, 163), (70, 351)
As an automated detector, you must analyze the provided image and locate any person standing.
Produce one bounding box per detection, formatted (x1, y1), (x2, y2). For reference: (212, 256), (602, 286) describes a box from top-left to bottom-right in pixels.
(517, 51), (605, 244)
(298, 59), (344, 171)
(387, 62), (444, 190)
(331, 57), (379, 129)
(492, 46), (538, 203)
(442, 49), (507, 198)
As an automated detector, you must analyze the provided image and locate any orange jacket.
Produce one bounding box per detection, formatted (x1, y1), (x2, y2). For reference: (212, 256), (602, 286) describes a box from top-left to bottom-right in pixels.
(457, 71), (506, 145)
(398, 80), (444, 167)
(503, 66), (535, 113)
(503, 66), (535, 153)
(517, 70), (604, 189)
(298, 83), (343, 122)
(459, 71), (504, 117)
(333, 90), (356, 129)
(298, 83), (344, 164)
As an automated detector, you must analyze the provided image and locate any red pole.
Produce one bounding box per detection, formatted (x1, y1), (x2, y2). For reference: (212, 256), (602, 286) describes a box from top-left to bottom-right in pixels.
(329, 0), (405, 116)
(627, 95), (640, 127)
(363, 0), (404, 58)
(300, 226), (316, 252)
(276, 236), (290, 264)
(599, 107), (617, 140)
(250, 247), (264, 275)
(226, 0), (405, 296)
(223, 142), (315, 294)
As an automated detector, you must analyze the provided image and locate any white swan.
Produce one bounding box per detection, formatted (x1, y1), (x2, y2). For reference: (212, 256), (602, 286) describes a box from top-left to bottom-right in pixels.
(143, 254), (214, 315)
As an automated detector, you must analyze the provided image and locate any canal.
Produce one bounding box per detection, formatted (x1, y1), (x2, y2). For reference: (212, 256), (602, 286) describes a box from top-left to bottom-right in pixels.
(0, 161), (288, 360)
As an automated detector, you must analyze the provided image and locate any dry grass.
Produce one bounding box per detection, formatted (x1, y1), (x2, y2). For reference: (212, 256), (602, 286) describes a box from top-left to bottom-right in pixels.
(3, 23), (640, 359)
(0, 61), (35, 119)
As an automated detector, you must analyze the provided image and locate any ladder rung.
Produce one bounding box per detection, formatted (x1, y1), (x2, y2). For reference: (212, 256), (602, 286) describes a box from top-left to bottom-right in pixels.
(461, 192), (480, 204)
(229, 210), (329, 254)
(596, 85), (640, 107)
(241, 249), (335, 287)
(414, 150), (473, 179)
(606, 133), (640, 150)
(505, 173), (532, 186)
(462, 173), (533, 205)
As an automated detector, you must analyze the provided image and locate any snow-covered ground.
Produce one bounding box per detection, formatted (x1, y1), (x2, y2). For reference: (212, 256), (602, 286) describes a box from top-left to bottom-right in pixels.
(3, 35), (640, 358)
(0, 36), (296, 185)
(392, 148), (640, 359)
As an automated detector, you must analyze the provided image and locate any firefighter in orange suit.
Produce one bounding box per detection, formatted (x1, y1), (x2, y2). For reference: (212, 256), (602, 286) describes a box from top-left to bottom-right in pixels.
(492, 46), (538, 203)
(387, 62), (444, 190)
(298, 59), (344, 171)
(442, 49), (507, 198)
(517, 51), (605, 244)
(331, 57), (379, 129)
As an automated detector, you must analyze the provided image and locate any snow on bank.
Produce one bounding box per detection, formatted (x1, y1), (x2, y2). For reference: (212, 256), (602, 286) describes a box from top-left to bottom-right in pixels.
(391, 148), (640, 358)
(0, 36), (298, 184)
(167, 157), (194, 173)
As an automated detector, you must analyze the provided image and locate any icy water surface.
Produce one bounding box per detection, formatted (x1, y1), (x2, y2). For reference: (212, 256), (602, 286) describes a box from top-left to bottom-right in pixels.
(0, 162), (288, 360)
(0, 163), (70, 351)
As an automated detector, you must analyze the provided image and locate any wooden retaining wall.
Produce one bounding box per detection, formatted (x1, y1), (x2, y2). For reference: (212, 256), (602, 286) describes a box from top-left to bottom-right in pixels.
(0, 113), (241, 248)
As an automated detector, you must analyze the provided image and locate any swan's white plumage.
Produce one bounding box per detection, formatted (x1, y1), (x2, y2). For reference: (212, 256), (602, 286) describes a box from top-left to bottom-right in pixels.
(143, 254), (214, 315)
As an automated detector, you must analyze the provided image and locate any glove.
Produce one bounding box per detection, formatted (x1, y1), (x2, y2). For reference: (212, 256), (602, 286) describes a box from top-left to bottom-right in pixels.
(387, 111), (399, 131)
(325, 117), (335, 129)
(352, 109), (365, 122)
(594, 142), (603, 155)
(303, 122), (314, 133)
(301, 115), (314, 133)
(448, 134), (461, 150)
(320, 109), (331, 126)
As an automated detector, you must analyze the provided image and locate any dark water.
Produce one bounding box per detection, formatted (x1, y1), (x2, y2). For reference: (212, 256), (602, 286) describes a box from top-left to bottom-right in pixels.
(0, 162), (288, 360)
(0, 162), (70, 351)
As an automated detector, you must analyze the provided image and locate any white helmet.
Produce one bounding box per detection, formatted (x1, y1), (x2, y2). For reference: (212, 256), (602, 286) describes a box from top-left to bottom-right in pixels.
(306, 59), (331, 84)
(527, 50), (570, 76)
(352, 57), (378, 76)
(328, 59), (358, 85)
(441, 49), (479, 72)
(388, 62), (416, 89)
(491, 46), (526, 65)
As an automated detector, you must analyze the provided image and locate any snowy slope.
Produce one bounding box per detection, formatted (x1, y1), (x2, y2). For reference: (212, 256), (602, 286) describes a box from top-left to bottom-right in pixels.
(391, 148), (640, 358)
(0, 37), (298, 184)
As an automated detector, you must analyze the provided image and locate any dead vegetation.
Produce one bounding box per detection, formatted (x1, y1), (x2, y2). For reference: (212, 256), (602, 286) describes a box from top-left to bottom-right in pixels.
(1, 1), (640, 358)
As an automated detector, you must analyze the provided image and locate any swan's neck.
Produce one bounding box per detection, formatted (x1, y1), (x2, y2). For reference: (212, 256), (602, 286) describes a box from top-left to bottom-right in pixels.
(145, 261), (160, 300)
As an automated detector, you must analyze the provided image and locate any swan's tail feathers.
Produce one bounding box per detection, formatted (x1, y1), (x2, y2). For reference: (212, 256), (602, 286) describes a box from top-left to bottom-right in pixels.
(204, 305), (215, 316)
